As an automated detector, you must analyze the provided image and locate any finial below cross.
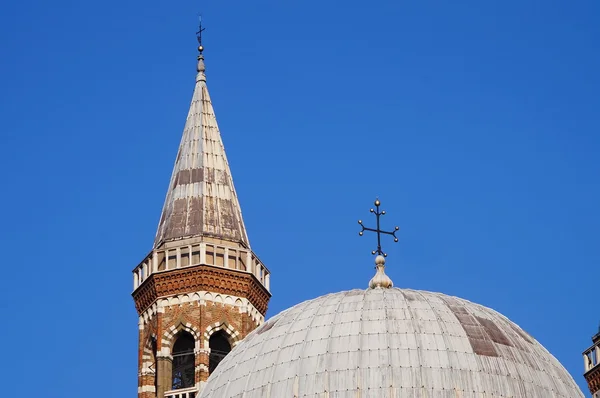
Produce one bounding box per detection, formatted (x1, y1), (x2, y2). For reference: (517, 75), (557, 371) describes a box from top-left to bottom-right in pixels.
(358, 199), (399, 257)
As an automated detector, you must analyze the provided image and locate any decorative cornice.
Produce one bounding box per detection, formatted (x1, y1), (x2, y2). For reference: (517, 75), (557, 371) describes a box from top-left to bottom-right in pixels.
(132, 264), (271, 316)
(585, 364), (600, 393)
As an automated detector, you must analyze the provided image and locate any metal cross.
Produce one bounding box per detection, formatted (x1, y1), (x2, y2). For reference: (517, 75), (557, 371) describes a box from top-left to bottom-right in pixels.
(196, 15), (206, 47)
(358, 199), (399, 257)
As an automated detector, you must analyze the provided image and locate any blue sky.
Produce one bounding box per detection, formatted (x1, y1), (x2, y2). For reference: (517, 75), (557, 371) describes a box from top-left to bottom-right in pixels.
(1, 0), (599, 396)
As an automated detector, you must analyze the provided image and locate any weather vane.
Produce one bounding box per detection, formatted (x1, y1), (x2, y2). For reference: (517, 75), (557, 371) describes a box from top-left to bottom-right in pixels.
(196, 15), (205, 53)
(358, 199), (399, 257)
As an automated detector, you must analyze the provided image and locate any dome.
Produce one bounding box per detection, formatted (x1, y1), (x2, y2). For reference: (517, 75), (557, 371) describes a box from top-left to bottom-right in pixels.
(199, 287), (583, 398)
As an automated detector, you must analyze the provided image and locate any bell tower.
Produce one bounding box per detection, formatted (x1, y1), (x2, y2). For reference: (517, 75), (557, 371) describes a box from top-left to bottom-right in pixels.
(584, 327), (600, 398)
(132, 27), (271, 398)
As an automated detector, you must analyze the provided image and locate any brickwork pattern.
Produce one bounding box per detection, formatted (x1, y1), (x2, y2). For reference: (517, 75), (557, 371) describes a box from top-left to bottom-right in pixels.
(138, 316), (158, 398)
(587, 365), (600, 395)
(136, 292), (262, 398)
(133, 265), (270, 316)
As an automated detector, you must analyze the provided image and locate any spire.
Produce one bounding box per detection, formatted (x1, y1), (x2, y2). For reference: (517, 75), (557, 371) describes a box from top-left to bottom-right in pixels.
(593, 322), (600, 344)
(196, 16), (206, 81)
(154, 24), (250, 249)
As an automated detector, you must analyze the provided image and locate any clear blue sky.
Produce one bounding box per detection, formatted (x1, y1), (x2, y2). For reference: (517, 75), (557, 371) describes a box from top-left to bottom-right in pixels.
(1, 0), (598, 396)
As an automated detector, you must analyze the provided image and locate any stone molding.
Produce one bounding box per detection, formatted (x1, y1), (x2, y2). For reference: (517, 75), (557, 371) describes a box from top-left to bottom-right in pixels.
(137, 291), (265, 329)
(160, 323), (201, 356)
(203, 322), (241, 348)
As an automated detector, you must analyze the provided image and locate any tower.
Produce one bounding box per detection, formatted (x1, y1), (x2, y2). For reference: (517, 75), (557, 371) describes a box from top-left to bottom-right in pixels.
(584, 327), (600, 398)
(132, 30), (271, 398)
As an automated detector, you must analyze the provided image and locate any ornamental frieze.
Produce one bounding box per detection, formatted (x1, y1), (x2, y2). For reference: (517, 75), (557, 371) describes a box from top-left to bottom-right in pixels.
(132, 265), (270, 316)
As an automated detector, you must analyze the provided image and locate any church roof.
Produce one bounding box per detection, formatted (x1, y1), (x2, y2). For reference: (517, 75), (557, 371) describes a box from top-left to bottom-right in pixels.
(199, 287), (583, 398)
(154, 52), (249, 249)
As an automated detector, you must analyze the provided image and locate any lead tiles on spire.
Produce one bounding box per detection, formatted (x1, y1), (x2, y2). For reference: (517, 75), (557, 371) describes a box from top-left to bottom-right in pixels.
(154, 61), (249, 249)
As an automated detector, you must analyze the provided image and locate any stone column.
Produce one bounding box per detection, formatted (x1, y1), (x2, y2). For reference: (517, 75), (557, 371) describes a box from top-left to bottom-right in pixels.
(200, 243), (206, 264)
(586, 353), (591, 372)
(156, 354), (173, 398)
(134, 271), (139, 290)
(245, 252), (252, 273)
(197, 347), (211, 389)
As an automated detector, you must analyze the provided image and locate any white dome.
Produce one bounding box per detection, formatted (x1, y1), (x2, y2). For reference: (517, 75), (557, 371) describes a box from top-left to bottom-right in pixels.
(199, 288), (583, 398)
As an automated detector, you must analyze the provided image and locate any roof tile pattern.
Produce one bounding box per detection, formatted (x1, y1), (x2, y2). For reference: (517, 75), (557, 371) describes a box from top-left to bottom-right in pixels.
(155, 64), (249, 248)
(200, 288), (583, 398)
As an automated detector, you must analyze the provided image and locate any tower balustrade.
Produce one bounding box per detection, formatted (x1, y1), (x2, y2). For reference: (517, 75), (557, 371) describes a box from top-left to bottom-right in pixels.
(132, 241), (270, 292)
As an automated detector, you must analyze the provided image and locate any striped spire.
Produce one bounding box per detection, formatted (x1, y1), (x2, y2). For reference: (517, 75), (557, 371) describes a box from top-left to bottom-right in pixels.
(154, 47), (249, 249)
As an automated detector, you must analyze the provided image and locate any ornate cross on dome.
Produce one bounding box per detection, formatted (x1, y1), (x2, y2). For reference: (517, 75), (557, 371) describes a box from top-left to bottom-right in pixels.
(358, 199), (399, 257)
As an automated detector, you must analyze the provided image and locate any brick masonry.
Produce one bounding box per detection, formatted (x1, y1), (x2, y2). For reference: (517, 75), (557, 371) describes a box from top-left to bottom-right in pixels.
(133, 264), (270, 316)
(586, 365), (600, 396)
(134, 266), (270, 398)
(132, 47), (272, 397)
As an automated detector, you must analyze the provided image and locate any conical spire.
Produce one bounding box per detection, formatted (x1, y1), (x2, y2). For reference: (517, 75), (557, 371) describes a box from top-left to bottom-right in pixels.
(154, 40), (249, 249)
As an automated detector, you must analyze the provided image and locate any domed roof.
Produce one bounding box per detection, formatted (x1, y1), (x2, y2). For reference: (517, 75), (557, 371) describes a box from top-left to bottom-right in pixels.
(200, 287), (583, 398)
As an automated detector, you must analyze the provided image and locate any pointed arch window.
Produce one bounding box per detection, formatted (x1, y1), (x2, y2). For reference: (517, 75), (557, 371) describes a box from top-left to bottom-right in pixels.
(208, 330), (231, 374)
(151, 338), (158, 393)
(172, 331), (195, 390)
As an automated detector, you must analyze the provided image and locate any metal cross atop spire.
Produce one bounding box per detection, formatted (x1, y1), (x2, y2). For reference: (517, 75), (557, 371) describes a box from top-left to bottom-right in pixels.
(196, 15), (206, 53)
(358, 199), (399, 257)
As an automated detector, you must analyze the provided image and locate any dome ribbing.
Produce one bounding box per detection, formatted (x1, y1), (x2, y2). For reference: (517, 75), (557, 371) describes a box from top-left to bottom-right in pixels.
(199, 288), (583, 398)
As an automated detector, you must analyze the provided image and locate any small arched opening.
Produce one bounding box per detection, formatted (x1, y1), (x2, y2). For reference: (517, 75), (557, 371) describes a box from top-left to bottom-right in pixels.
(171, 331), (195, 390)
(151, 337), (158, 393)
(209, 330), (231, 374)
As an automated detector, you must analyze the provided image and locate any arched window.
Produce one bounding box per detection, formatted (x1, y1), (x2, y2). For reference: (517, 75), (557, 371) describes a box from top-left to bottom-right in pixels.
(209, 330), (231, 374)
(151, 338), (158, 393)
(172, 331), (195, 390)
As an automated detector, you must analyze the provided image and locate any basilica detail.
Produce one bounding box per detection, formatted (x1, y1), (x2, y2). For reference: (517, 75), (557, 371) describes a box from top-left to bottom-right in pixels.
(131, 24), (270, 398)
